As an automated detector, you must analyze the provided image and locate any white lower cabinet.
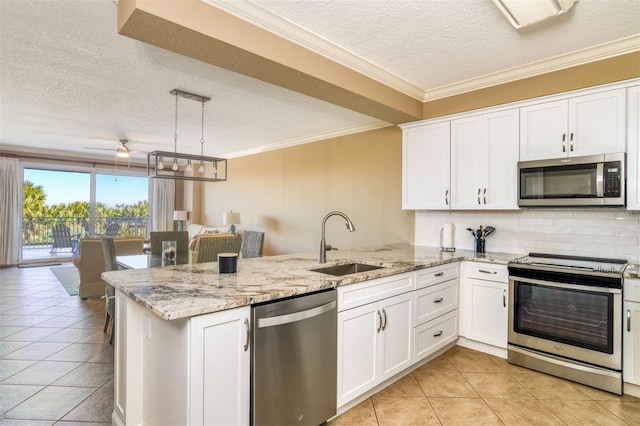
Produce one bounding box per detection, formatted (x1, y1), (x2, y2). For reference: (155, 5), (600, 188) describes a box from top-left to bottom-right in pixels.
(190, 307), (250, 426)
(624, 279), (640, 387)
(413, 264), (460, 362)
(113, 292), (250, 426)
(461, 262), (508, 349)
(337, 273), (414, 407)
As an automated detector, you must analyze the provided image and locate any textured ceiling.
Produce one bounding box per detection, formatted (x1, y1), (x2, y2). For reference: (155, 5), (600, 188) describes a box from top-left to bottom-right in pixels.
(254, 0), (640, 93)
(0, 0), (638, 163)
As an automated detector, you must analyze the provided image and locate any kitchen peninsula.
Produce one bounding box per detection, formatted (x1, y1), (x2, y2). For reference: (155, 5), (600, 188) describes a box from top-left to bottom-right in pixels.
(104, 243), (517, 425)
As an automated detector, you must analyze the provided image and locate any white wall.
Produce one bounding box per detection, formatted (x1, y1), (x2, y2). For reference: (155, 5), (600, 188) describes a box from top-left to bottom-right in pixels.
(415, 209), (640, 264)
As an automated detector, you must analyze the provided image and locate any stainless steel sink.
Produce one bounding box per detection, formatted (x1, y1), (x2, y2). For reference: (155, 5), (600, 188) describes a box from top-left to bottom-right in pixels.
(309, 262), (385, 276)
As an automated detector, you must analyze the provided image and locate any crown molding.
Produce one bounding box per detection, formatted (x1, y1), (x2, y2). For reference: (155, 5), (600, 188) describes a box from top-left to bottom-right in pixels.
(203, 1), (639, 104)
(424, 34), (640, 101)
(224, 121), (392, 159)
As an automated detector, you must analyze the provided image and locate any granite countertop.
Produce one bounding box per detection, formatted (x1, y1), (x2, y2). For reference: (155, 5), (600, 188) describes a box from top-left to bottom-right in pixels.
(102, 243), (522, 321)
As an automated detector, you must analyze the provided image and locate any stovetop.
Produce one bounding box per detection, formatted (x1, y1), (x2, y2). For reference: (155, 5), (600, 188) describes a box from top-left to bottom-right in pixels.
(509, 253), (628, 276)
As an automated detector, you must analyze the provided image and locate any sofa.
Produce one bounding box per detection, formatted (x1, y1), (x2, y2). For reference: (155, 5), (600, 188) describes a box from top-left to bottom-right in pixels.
(72, 236), (145, 298)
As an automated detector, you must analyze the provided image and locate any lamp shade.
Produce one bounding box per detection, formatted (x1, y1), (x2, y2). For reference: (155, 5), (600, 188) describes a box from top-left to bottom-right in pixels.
(173, 210), (188, 221)
(223, 211), (241, 225)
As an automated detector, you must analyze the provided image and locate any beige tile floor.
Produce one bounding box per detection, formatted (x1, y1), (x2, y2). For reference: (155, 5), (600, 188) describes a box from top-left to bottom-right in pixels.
(2, 264), (639, 425)
(330, 346), (640, 426)
(1, 264), (112, 425)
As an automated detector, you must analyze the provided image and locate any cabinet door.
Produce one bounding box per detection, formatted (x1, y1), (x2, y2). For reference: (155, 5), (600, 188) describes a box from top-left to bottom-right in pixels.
(484, 109), (519, 209)
(451, 116), (483, 209)
(467, 278), (508, 348)
(337, 303), (379, 406)
(190, 307), (250, 426)
(624, 301), (640, 386)
(520, 100), (568, 160)
(569, 89), (626, 156)
(627, 86), (640, 210)
(379, 293), (413, 381)
(402, 122), (451, 209)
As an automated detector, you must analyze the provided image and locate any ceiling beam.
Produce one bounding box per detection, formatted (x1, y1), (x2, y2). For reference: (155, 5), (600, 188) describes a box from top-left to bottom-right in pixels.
(117, 0), (423, 125)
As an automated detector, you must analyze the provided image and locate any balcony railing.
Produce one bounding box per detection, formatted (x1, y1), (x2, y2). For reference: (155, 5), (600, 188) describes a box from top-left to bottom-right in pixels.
(22, 216), (148, 249)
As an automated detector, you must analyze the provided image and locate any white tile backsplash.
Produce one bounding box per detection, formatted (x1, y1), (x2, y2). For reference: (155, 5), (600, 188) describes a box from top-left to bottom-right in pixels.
(415, 209), (640, 263)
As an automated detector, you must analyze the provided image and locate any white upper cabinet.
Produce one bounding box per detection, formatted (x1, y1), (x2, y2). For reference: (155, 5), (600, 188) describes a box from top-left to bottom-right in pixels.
(451, 109), (519, 209)
(627, 86), (640, 210)
(520, 88), (626, 161)
(402, 122), (451, 210)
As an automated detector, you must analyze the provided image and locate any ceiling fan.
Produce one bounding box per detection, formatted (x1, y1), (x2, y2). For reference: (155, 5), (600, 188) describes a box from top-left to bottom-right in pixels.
(83, 139), (143, 158)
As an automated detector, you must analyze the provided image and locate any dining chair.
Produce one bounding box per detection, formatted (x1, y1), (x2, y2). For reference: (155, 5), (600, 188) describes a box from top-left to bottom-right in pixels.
(240, 231), (265, 258)
(149, 231), (189, 254)
(100, 235), (118, 344)
(194, 235), (242, 264)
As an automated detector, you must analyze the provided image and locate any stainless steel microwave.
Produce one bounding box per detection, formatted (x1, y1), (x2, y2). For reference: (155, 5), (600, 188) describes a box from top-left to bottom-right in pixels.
(518, 153), (625, 207)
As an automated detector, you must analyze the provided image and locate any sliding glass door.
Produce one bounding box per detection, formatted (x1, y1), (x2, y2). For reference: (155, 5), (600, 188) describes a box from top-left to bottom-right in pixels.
(95, 173), (148, 238)
(21, 165), (148, 263)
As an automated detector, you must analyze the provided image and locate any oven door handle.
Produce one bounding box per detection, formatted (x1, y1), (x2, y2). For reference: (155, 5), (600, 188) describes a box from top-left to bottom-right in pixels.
(509, 276), (622, 294)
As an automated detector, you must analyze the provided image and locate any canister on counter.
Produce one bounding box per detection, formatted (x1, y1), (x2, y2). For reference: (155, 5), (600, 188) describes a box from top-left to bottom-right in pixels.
(218, 253), (238, 273)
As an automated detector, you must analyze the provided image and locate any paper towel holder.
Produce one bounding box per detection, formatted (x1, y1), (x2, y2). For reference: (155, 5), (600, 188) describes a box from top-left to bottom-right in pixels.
(440, 226), (456, 252)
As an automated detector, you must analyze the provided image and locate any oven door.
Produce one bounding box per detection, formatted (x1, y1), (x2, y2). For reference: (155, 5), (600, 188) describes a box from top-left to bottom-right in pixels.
(508, 275), (621, 371)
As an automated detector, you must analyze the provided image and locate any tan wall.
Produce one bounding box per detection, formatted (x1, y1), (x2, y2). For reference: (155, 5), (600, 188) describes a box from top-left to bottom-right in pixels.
(199, 127), (414, 256)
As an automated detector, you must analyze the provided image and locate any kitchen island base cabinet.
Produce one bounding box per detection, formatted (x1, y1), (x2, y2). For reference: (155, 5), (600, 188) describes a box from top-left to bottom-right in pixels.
(113, 290), (250, 426)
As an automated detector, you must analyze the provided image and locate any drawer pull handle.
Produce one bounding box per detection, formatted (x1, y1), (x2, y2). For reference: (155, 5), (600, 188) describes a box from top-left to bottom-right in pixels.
(433, 331), (443, 337)
(434, 272), (444, 277)
(628, 310), (632, 332)
(562, 133), (566, 152)
(478, 269), (498, 274)
(433, 297), (443, 303)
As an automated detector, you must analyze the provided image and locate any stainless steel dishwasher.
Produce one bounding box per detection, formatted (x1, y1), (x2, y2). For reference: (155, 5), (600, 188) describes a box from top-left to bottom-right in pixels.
(252, 289), (337, 426)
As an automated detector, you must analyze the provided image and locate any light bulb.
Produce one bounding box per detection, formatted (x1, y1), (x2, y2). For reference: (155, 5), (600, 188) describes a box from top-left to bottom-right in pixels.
(157, 157), (164, 170)
(198, 161), (205, 174)
(186, 160), (192, 172)
(172, 158), (179, 171)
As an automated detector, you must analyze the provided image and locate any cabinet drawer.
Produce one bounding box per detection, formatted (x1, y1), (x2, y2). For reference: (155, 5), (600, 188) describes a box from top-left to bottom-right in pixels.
(625, 278), (640, 303)
(415, 263), (459, 290)
(414, 280), (458, 326)
(413, 310), (458, 362)
(338, 273), (414, 312)
(466, 262), (508, 283)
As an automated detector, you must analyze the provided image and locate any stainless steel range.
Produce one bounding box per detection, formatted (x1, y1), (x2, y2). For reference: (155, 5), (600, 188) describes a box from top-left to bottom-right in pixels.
(507, 253), (627, 394)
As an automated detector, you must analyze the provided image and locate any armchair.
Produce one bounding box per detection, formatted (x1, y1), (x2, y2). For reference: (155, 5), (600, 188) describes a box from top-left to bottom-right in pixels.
(72, 236), (144, 298)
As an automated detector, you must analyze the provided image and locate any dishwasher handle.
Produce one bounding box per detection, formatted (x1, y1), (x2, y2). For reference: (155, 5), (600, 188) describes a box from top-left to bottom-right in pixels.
(257, 300), (336, 328)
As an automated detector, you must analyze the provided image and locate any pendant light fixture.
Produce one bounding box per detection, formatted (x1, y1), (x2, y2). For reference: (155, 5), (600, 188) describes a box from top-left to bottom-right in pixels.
(147, 89), (227, 182)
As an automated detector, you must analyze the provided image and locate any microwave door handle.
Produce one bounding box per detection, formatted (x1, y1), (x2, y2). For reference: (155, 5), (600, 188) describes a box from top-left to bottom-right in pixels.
(596, 162), (604, 198)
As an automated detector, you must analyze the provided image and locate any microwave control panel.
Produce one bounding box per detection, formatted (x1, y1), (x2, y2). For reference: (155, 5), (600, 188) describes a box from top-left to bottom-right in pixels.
(603, 162), (622, 197)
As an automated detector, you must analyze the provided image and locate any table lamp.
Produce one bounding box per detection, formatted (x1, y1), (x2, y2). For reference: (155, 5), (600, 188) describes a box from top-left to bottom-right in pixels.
(223, 211), (241, 235)
(173, 210), (188, 232)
